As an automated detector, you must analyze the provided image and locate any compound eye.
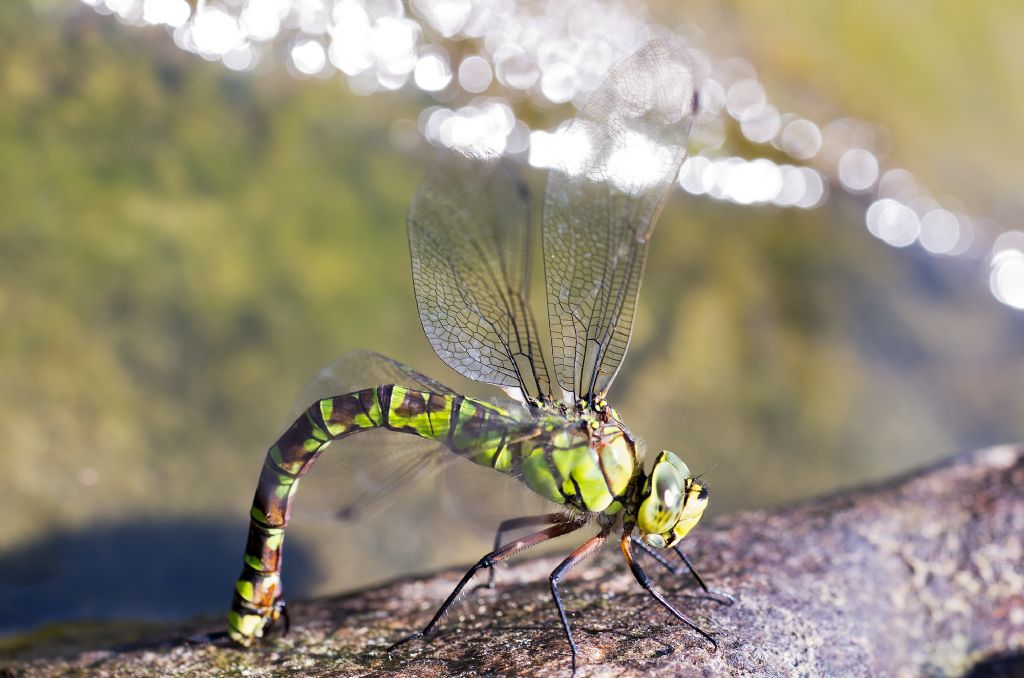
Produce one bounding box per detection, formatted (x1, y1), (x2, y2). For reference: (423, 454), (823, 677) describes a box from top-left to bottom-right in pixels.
(660, 451), (690, 478)
(637, 463), (683, 534)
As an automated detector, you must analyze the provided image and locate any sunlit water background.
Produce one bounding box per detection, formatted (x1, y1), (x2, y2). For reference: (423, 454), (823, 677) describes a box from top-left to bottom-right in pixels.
(1, 0), (1023, 640)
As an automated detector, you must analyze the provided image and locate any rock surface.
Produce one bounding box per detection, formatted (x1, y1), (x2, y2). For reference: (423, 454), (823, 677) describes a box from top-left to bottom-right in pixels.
(4, 445), (1024, 677)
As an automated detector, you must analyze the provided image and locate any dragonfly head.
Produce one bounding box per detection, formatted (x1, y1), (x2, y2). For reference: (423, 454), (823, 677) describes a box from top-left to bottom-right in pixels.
(635, 451), (709, 549)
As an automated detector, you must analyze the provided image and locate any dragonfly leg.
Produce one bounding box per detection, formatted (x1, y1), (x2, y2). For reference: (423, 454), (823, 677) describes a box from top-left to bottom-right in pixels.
(632, 537), (683, 575)
(620, 533), (718, 653)
(482, 513), (571, 590)
(388, 519), (584, 654)
(549, 524), (612, 673)
(279, 602), (291, 635)
(674, 546), (735, 606)
(632, 539), (734, 606)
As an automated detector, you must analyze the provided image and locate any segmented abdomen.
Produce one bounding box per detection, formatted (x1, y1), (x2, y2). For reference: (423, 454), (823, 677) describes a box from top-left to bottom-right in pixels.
(228, 385), (513, 644)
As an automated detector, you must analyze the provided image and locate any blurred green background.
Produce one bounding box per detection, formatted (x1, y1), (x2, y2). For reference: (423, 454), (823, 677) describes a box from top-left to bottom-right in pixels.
(1, 0), (1023, 638)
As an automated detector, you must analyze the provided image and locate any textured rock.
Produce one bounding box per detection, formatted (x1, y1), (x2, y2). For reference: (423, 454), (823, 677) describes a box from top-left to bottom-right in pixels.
(5, 445), (1024, 677)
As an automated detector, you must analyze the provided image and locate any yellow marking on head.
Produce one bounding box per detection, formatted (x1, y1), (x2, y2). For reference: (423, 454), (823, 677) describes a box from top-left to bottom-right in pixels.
(669, 480), (709, 544)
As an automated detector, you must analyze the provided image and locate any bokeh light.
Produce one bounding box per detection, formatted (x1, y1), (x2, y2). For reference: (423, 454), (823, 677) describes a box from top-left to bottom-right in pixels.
(918, 209), (961, 255)
(458, 55), (492, 93)
(866, 199), (920, 248)
(725, 79), (766, 121)
(838, 148), (879, 192)
(291, 39), (327, 76)
(990, 244), (1024, 309)
(79, 0), (1023, 313)
(779, 119), (822, 160)
(141, 0), (190, 27)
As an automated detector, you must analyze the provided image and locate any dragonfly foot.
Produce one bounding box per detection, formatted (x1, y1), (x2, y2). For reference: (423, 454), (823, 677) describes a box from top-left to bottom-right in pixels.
(706, 588), (735, 606)
(279, 602), (291, 635)
(653, 641), (675, 658)
(261, 600), (289, 639)
(386, 631), (425, 655)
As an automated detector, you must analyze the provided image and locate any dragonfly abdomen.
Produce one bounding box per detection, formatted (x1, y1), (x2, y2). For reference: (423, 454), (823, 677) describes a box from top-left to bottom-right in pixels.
(229, 384), (515, 644)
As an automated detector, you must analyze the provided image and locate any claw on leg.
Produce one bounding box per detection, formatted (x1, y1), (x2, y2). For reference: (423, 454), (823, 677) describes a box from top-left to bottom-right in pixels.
(674, 546), (735, 606)
(632, 538), (735, 607)
(622, 533), (718, 653)
(387, 520), (584, 658)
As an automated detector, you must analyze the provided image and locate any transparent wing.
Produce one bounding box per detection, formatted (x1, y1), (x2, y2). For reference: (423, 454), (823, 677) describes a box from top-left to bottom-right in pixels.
(543, 39), (698, 401)
(297, 428), (451, 522)
(440, 451), (571, 539)
(409, 148), (553, 405)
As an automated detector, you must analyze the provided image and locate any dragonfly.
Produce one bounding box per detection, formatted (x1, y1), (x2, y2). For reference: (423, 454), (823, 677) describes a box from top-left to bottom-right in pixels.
(228, 38), (730, 670)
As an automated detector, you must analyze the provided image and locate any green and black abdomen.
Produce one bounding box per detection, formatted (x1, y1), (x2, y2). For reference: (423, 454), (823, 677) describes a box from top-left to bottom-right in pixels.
(228, 385), (515, 644)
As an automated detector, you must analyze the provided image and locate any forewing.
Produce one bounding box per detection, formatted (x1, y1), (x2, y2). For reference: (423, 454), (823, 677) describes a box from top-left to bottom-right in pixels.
(409, 148), (552, 404)
(543, 39), (698, 400)
(440, 418), (577, 538)
(296, 429), (451, 522)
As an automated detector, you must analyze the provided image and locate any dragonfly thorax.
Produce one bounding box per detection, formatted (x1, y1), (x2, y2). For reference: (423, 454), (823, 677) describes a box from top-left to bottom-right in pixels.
(514, 411), (641, 515)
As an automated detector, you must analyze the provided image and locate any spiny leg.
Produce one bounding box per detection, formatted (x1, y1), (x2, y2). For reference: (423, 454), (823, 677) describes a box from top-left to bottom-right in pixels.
(620, 533), (718, 652)
(481, 513), (572, 590)
(631, 538), (733, 606)
(674, 546), (734, 605)
(549, 525), (611, 673)
(388, 519), (585, 653)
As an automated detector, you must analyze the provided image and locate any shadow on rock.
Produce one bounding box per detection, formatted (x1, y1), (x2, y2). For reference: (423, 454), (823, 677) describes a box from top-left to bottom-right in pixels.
(0, 519), (321, 634)
(962, 652), (1024, 678)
